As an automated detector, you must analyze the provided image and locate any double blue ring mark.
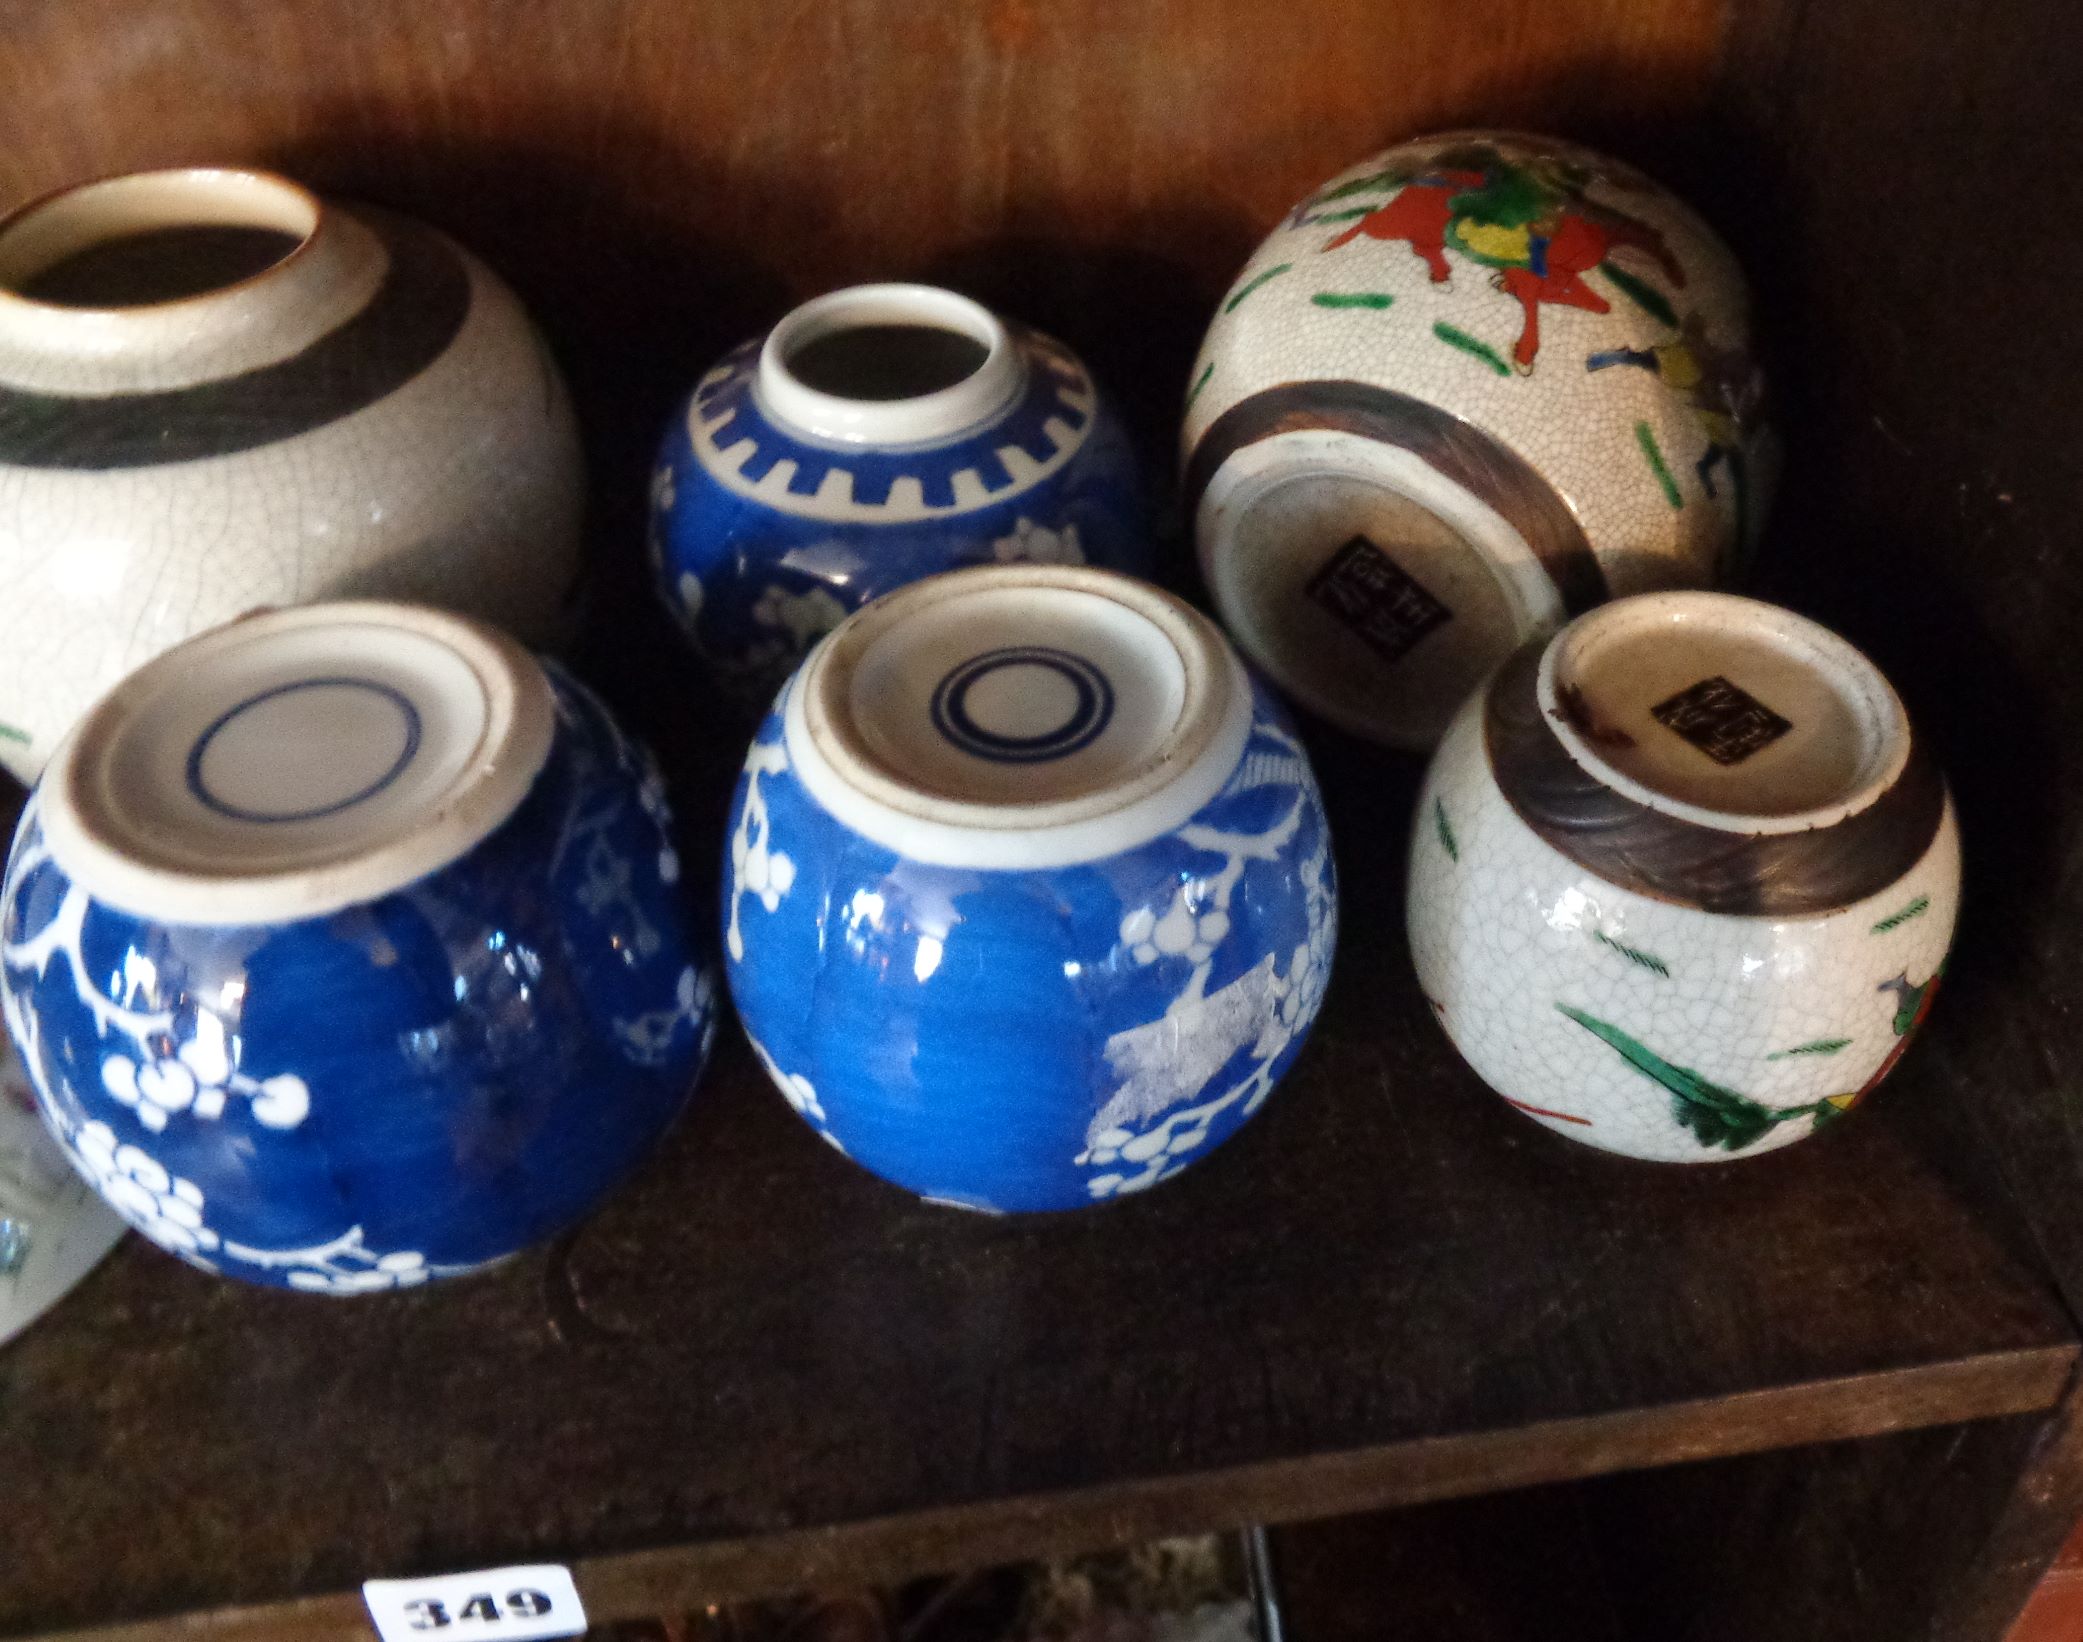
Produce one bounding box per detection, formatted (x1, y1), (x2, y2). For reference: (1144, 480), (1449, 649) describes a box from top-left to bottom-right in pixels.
(930, 646), (1114, 764)
(186, 677), (423, 824)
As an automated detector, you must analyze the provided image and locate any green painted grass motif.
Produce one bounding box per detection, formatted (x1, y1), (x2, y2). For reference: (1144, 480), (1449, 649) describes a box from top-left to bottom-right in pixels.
(1634, 420), (1684, 508)
(1224, 262), (1293, 313)
(1433, 321), (1511, 376)
(1305, 168), (1408, 207)
(1186, 360), (1214, 409)
(1306, 206), (1379, 224)
(1871, 895), (1931, 934)
(1311, 291), (1394, 310)
(0, 721), (26, 746)
(1767, 1037), (1853, 1060)
(1434, 798), (1459, 862)
(1593, 932), (1670, 978)
(1597, 261), (1679, 327)
(1557, 1004), (1850, 1151)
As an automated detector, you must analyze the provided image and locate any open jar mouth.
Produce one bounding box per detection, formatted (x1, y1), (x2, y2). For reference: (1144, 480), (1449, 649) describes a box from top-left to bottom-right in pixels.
(0, 168), (319, 313)
(754, 283), (1025, 446)
(1534, 591), (1912, 835)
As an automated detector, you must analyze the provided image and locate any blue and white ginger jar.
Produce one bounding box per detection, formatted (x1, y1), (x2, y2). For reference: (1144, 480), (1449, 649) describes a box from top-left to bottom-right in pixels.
(723, 564), (1338, 1212)
(0, 602), (716, 1292)
(652, 283), (1149, 704)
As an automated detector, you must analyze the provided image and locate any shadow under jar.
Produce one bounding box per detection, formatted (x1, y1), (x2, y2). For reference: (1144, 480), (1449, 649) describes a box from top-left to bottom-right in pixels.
(1407, 591), (1958, 1162)
(723, 564), (1337, 1212)
(0, 166), (585, 784)
(651, 283), (1150, 709)
(0, 603), (714, 1291)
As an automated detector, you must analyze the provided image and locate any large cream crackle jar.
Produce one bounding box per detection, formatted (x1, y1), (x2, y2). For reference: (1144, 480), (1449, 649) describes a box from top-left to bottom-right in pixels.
(0, 167), (584, 783)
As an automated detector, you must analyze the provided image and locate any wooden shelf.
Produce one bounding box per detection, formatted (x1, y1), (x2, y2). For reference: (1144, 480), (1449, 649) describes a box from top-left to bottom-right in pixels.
(0, 725), (2069, 1641)
(2, 4), (2083, 1638)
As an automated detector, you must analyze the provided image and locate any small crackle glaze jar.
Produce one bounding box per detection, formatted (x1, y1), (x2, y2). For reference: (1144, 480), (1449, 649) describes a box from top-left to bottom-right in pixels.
(1184, 130), (1773, 750)
(0, 167), (585, 783)
(0, 603), (714, 1292)
(1408, 592), (1957, 1162)
(722, 564), (1337, 1212)
(651, 283), (1149, 706)
(0, 1032), (124, 1343)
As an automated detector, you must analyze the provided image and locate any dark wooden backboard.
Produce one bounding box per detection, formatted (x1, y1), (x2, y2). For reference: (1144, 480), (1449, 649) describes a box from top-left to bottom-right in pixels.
(0, 0), (1730, 508)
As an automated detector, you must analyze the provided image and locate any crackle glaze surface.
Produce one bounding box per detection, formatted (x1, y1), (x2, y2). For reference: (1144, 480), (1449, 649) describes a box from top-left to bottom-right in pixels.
(1185, 131), (1772, 748)
(0, 670), (714, 1291)
(723, 670), (1336, 1213)
(653, 322), (1146, 704)
(0, 179), (584, 783)
(1408, 667), (1958, 1163)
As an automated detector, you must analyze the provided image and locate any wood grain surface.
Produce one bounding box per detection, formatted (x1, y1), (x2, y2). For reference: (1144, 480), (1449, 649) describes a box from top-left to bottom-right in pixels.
(0, 0), (1730, 513)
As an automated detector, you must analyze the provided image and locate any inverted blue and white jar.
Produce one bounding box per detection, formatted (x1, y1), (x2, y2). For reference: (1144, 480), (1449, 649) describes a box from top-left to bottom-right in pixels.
(652, 283), (1149, 705)
(0, 602), (715, 1292)
(723, 564), (1338, 1212)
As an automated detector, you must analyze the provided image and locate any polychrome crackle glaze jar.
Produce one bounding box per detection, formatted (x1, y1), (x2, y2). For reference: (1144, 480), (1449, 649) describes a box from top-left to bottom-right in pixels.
(1184, 131), (1773, 750)
(0, 603), (714, 1291)
(723, 564), (1337, 1212)
(0, 167), (585, 783)
(0, 1031), (124, 1344)
(1408, 592), (1957, 1162)
(652, 283), (1148, 705)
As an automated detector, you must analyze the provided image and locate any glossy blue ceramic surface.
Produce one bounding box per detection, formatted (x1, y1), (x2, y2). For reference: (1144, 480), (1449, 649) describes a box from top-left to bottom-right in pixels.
(651, 324), (1148, 702)
(722, 674), (1338, 1213)
(0, 669), (716, 1292)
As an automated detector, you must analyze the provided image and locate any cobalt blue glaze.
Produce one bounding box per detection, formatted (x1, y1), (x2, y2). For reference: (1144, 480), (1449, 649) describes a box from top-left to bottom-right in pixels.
(722, 674), (1337, 1214)
(0, 668), (716, 1292)
(651, 322), (1149, 703)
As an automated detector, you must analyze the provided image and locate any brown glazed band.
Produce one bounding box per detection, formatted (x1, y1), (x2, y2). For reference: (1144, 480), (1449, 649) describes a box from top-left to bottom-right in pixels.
(0, 209), (470, 469)
(1483, 640), (1949, 916)
(1182, 379), (1610, 615)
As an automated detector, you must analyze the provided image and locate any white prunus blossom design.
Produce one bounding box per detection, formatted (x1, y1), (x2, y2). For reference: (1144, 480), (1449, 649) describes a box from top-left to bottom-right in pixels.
(727, 740), (797, 961)
(991, 517), (1086, 567)
(2, 810), (308, 1135)
(1077, 728), (1335, 1198)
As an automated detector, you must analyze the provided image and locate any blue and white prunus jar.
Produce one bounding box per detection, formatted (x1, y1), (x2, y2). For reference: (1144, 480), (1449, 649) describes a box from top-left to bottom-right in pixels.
(722, 564), (1339, 1212)
(651, 284), (1149, 704)
(0, 602), (716, 1292)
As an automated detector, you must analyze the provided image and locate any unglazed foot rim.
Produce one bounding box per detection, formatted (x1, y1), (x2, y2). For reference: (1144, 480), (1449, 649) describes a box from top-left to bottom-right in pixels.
(1534, 591), (1910, 834)
(36, 601), (556, 926)
(787, 565), (1253, 868)
(1194, 416), (1568, 748)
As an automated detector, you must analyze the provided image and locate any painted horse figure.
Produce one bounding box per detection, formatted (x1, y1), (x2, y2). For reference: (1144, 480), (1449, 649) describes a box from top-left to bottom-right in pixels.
(1322, 143), (1684, 371)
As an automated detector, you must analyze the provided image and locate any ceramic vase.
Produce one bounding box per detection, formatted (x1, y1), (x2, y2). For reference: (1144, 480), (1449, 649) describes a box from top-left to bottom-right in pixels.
(1184, 130), (1773, 750)
(652, 283), (1149, 706)
(723, 564), (1337, 1211)
(0, 1032), (124, 1343)
(0, 167), (585, 783)
(0, 602), (714, 1291)
(1407, 592), (1957, 1162)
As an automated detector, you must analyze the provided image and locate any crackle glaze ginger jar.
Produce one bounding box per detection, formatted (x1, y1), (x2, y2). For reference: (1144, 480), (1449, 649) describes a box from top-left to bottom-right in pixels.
(1408, 592), (1957, 1162)
(0, 166), (585, 784)
(0, 602), (715, 1292)
(1184, 130), (1774, 750)
(723, 564), (1337, 1212)
(652, 283), (1148, 704)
